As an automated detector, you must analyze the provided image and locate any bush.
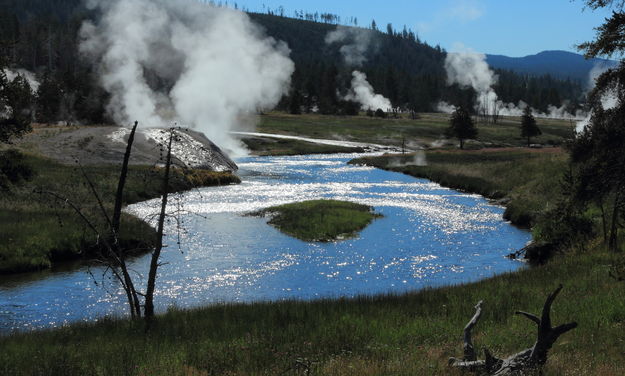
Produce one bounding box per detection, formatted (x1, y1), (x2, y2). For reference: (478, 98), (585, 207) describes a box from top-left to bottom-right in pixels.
(0, 149), (34, 191)
(532, 199), (594, 254)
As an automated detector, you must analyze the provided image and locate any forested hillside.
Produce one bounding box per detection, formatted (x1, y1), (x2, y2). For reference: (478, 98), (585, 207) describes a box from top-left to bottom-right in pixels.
(486, 50), (617, 84)
(0, 0), (585, 125)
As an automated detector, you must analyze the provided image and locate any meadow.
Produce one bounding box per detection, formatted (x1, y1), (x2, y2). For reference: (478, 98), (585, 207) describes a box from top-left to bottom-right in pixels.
(255, 112), (576, 149)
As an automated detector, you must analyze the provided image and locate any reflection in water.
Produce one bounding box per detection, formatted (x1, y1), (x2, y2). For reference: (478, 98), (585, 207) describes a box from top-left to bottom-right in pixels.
(0, 153), (530, 333)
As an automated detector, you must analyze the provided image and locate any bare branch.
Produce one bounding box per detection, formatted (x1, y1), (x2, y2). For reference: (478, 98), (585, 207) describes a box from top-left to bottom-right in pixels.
(540, 284), (563, 331)
(515, 311), (540, 325)
(463, 300), (483, 361)
(77, 163), (112, 231)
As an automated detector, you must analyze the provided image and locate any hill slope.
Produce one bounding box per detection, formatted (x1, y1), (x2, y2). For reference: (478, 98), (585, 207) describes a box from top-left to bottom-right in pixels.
(486, 50), (617, 85)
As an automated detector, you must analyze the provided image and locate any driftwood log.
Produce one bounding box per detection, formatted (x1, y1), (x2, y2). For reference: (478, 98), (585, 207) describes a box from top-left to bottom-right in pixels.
(449, 285), (577, 375)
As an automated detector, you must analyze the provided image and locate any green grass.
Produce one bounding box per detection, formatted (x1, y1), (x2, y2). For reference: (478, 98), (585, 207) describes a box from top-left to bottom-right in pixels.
(254, 200), (381, 241)
(255, 112), (575, 148)
(0, 154), (241, 274)
(350, 148), (568, 228)
(1, 244), (623, 375)
(241, 137), (364, 156)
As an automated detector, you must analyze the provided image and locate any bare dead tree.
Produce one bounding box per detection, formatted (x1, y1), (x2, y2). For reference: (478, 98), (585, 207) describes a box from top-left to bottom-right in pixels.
(143, 127), (174, 319)
(39, 123), (179, 323)
(449, 285), (577, 375)
(492, 101), (501, 124)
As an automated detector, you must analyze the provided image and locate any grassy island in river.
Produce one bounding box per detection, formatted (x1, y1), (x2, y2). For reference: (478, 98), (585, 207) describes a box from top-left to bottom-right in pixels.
(254, 200), (381, 242)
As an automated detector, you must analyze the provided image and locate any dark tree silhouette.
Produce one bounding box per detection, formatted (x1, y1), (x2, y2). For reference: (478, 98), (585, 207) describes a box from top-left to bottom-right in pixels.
(571, 0), (625, 252)
(447, 106), (478, 149)
(0, 63), (34, 143)
(0, 58), (34, 191)
(520, 106), (541, 146)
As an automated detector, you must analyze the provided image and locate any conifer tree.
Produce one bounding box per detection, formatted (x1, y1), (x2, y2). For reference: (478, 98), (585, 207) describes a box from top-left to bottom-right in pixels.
(446, 106), (477, 149)
(520, 106), (541, 147)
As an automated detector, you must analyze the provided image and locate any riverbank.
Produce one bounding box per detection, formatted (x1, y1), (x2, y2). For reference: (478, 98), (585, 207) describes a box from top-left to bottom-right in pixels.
(1, 243), (622, 375)
(349, 148), (567, 229)
(241, 136), (365, 156)
(0, 153), (240, 274)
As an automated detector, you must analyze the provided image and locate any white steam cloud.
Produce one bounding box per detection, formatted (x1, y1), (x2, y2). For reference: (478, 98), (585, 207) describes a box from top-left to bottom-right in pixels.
(1, 68), (39, 120)
(436, 101), (457, 114)
(344, 71), (392, 111)
(576, 64), (619, 132)
(441, 45), (584, 120)
(3, 68), (40, 92)
(445, 47), (496, 95)
(325, 26), (392, 112)
(325, 26), (373, 67)
(80, 0), (294, 156)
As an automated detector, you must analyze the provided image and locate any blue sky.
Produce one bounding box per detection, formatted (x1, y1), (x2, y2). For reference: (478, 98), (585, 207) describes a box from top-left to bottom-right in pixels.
(228, 0), (613, 57)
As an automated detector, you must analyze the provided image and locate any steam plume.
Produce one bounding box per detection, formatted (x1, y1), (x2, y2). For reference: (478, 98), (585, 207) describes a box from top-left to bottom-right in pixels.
(325, 26), (392, 112)
(576, 64), (619, 132)
(80, 0), (294, 155)
(325, 26), (373, 67)
(3, 69), (40, 92)
(344, 71), (392, 111)
(441, 45), (584, 120)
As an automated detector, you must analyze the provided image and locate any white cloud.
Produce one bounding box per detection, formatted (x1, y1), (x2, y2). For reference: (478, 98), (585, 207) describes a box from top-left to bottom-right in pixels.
(449, 0), (484, 22)
(416, 0), (484, 35)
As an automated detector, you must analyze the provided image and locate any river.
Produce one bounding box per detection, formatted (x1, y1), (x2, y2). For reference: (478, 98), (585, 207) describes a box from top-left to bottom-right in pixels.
(0, 153), (530, 333)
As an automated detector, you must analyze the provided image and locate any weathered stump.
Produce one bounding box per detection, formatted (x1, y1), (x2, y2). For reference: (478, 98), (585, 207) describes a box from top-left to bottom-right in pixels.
(449, 285), (577, 375)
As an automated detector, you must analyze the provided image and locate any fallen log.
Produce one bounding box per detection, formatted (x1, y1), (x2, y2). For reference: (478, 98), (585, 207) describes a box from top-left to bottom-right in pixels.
(449, 284), (577, 375)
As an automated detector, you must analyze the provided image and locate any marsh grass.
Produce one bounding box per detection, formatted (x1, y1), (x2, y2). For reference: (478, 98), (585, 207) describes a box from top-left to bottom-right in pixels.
(0, 154), (240, 274)
(254, 200), (381, 242)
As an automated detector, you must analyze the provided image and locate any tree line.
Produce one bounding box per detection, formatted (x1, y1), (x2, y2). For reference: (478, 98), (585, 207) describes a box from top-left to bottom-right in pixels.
(0, 0), (586, 126)
(250, 12), (585, 115)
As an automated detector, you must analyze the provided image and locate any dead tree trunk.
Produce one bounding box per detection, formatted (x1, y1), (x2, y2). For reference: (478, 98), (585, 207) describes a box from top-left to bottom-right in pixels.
(112, 121), (138, 236)
(143, 128), (174, 320)
(449, 285), (577, 375)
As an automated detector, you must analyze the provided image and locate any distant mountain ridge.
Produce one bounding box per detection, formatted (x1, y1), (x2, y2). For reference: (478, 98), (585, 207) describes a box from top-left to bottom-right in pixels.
(486, 50), (617, 86)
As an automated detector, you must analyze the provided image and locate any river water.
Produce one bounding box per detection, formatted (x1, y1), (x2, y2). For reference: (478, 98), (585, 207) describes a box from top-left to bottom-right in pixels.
(0, 153), (530, 333)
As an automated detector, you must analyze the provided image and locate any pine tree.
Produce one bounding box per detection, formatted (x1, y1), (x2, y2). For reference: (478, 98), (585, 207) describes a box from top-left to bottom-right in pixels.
(0, 61), (34, 143)
(520, 106), (541, 147)
(446, 107), (477, 149)
(288, 89), (302, 114)
(36, 71), (62, 123)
